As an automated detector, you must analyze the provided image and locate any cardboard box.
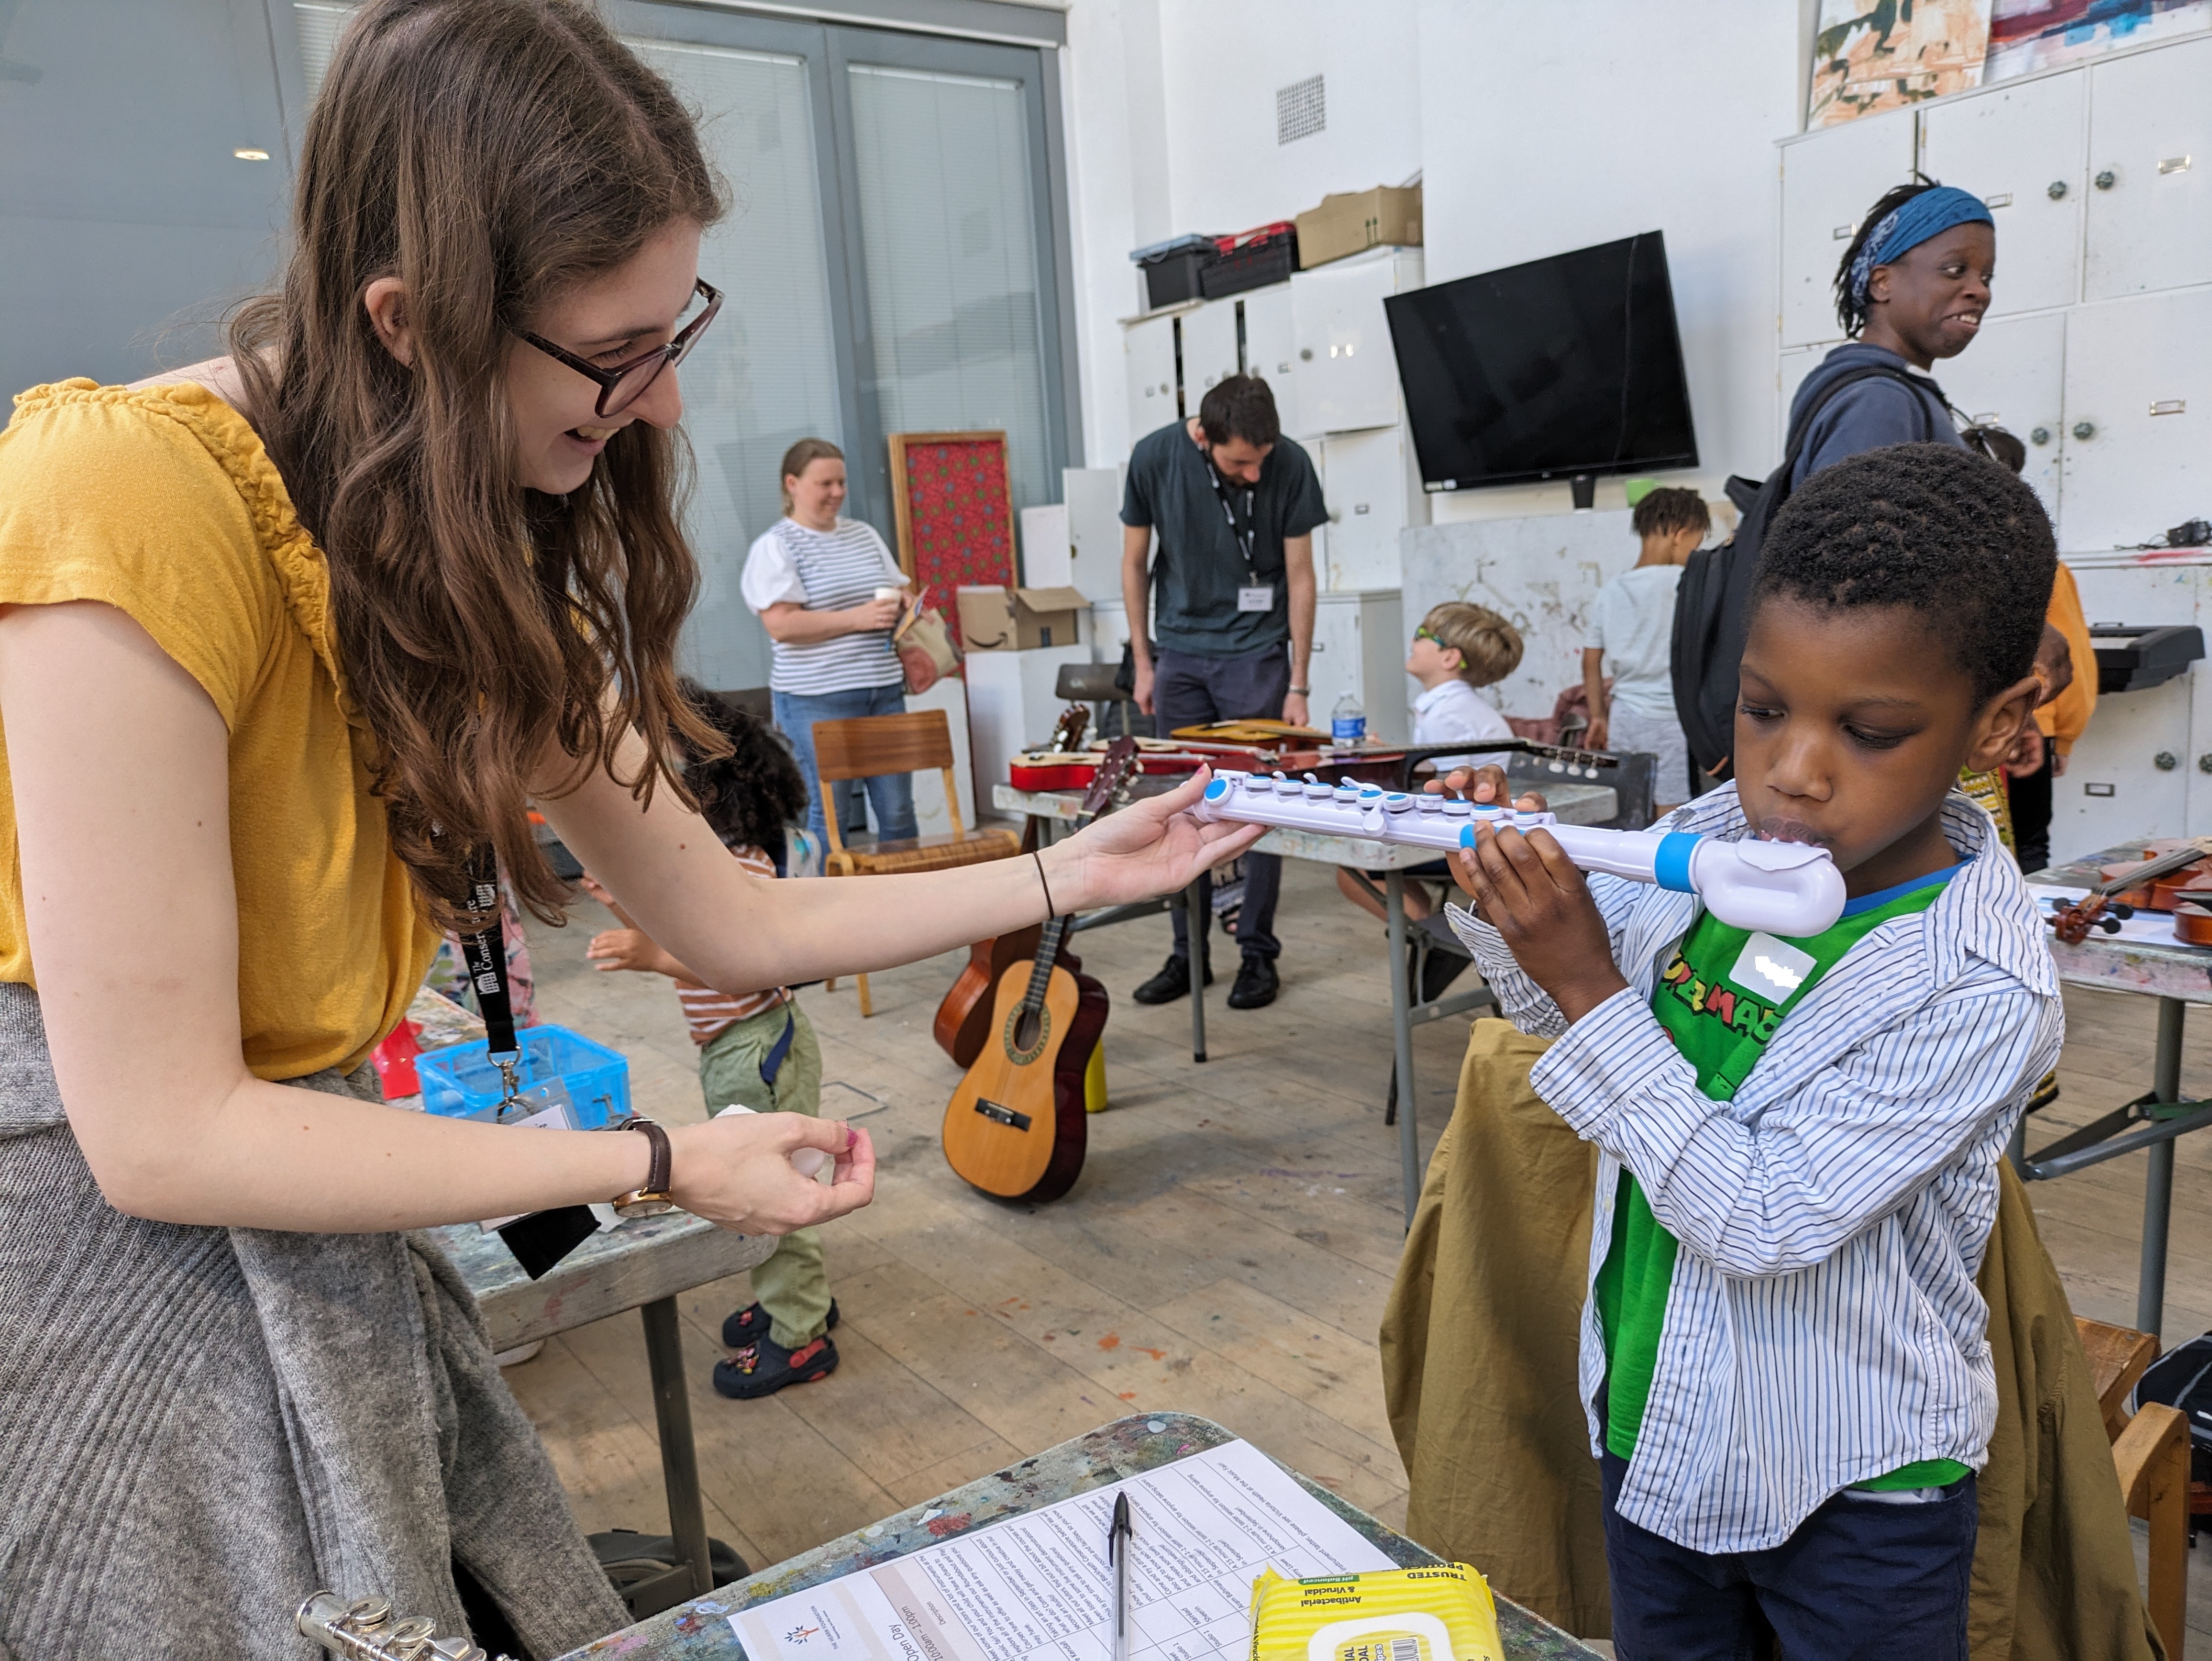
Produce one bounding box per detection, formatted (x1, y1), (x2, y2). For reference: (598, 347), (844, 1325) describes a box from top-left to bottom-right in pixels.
(956, 585), (1089, 652)
(1295, 185), (1423, 269)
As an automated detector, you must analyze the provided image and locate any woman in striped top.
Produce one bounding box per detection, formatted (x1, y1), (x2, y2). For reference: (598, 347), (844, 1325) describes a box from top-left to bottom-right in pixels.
(586, 683), (843, 1398)
(741, 437), (917, 851)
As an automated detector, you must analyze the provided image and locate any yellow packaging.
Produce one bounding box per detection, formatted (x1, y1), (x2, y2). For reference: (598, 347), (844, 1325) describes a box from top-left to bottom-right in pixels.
(1248, 1565), (1504, 1661)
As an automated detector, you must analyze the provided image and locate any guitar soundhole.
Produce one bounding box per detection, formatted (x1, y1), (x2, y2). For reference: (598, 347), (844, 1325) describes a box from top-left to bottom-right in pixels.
(1003, 1001), (1051, 1065)
(974, 1098), (1032, 1131)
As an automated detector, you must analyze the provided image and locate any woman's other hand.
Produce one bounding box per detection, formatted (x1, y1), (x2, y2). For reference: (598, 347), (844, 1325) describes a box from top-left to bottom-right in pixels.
(1053, 767), (1264, 909)
(666, 1113), (875, 1233)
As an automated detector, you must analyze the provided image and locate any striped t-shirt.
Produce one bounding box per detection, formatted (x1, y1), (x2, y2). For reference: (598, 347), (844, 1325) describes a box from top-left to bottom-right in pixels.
(740, 517), (906, 695)
(675, 845), (787, 1045)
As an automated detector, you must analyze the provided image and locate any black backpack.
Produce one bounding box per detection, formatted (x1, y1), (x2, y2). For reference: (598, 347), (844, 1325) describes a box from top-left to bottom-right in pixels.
(1669, 363), (1951, 785)
(2135, 1331), (2212, 1483)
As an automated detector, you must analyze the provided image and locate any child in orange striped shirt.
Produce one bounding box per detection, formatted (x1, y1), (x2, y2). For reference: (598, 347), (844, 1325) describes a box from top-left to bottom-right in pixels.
(583, 682), (840, 1399)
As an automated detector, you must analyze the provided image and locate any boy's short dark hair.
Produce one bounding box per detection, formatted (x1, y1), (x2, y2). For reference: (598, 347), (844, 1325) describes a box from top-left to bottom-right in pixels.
(1631, 487), (1710, 542)
(1197, 375), (1282, 450)
(1752, 443), (2056, 706)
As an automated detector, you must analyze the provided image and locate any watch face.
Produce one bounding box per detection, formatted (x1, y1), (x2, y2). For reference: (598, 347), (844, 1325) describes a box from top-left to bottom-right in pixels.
(614, 1195), (678, 1219)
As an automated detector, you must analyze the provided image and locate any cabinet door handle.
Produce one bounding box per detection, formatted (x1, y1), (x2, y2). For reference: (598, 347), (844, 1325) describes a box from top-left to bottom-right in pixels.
(2047, 179), (2069, 199)
(2030, 426), (2051, 445)
(2095, 168), (2117, 190)
(2072, 420), (2097, 441)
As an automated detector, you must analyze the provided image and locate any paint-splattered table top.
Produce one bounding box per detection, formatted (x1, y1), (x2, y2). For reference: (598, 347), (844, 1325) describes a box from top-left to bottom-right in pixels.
(555, 1413), (1604, 1661)
(436, 1212), (774, 1354)
(2031, 845), (2212, 1004)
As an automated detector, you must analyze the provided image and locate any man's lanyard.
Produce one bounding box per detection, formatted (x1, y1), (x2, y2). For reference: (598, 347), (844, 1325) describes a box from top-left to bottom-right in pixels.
(1204, 456), (1260, 582)
(458, 845), (524, 1108)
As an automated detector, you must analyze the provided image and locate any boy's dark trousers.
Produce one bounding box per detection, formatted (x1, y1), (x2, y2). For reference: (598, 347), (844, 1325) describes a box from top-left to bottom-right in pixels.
(1599, 1450), (1976, 1661)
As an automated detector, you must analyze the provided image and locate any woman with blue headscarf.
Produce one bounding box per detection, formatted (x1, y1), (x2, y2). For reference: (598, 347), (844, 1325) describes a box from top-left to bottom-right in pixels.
(1787, 181), (1995, 486)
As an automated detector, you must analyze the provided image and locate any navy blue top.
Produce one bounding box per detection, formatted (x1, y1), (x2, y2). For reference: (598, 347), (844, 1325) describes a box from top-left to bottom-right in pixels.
(1788, 343), (1966, 487)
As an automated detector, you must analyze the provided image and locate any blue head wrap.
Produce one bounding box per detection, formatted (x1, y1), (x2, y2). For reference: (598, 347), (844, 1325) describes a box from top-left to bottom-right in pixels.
(1847, 185), (1993, 307)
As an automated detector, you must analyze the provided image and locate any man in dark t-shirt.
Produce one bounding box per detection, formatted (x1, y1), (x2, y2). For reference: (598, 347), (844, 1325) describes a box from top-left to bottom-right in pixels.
(1120, 375), (1325, 1011)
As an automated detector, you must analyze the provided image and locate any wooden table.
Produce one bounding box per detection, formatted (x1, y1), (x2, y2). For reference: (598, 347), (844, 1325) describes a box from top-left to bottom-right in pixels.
(995, 780), (1617, 1227)
(2028, 844), (2212, 1341)
(553, 1413), (1605, 1661)
(440, 1212), (774, 1615)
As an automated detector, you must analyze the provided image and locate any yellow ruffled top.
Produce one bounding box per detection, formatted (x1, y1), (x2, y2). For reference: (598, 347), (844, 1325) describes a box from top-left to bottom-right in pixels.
(0, 380), (440, 1079)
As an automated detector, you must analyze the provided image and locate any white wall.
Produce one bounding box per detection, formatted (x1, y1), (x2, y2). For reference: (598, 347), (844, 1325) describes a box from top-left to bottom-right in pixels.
(1060, 0), (1822, 545)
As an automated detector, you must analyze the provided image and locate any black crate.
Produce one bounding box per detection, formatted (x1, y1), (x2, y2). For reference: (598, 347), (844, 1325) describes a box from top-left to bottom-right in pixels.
(1141, 248), (1213, 310)
(1201, 231), (1298, 299)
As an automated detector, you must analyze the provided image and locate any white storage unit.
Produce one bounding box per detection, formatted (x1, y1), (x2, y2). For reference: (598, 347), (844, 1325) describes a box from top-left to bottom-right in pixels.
(1181, 297), (1241, 399)
(1240, 283), (1303, 437)
(1928, 309), (2068, 518)
(1018, 503), (1070, 587)
(1311, 590), (1409, 746)
(1318, 426), (1427, 591)
(2060, 287), (2212, 551)
(1123, 310), (1179, 444)
(902, 673), (978, 839)
(1918, 72), (2086, 318)
(964, 644), (1090, 805)
(2084, 35), (2212, 303)
(1780, 105), (1917, 349)
(1290, 248), (1425, 433)
(1063, 465), (1127, 604)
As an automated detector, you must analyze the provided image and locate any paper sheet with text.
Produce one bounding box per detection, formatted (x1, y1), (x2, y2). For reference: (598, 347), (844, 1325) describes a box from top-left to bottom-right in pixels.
(730, 1440), (1397, 1661)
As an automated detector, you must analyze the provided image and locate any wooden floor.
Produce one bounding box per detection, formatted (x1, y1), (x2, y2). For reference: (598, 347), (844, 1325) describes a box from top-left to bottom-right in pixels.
(509, 854), (2212, 1640)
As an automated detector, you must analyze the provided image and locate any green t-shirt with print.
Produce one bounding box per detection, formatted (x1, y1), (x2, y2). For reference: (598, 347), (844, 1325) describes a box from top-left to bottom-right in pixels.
(1593, 861), (1971, 1492)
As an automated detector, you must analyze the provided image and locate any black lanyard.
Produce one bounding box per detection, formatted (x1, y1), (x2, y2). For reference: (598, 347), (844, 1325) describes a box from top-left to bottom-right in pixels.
(458, 845), (522, 1100)
(1205, 458), (1260, 582)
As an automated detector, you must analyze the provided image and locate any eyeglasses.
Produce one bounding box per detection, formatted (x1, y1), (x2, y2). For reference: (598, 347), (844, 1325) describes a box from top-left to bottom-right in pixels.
(515, 278), (723, 418)
(1413, 623), (1442, 645)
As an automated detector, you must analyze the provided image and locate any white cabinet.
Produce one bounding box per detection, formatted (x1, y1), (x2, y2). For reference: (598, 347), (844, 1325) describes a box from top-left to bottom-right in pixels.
(1780, 105), (1918, 349)
(964, 645), (1090, 801)
(1919, 72), (2086, 317)
(1310, 590), (1409, 745)
(1317, 426), (1427, 591)
(1181, 298), (1240, 400)
(1290, 248), (1425, 432)
(1930, 309), (2068, 519)
(1063, 465), (1127, 604)
(1240, 284), (1303, 437)
(1124, 312), (1178, 445)
(2060, 287), (2212, 551)
(2086, 35), (2212, 302)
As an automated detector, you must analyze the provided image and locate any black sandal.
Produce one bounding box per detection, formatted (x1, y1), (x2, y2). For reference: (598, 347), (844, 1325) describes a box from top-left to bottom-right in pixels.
(713, 1332), (840, 1399)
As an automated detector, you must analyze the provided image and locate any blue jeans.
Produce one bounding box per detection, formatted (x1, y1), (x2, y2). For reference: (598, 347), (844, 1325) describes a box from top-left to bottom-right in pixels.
(1600, 1449), (1976, 1661)
(773, 684), (918, 853)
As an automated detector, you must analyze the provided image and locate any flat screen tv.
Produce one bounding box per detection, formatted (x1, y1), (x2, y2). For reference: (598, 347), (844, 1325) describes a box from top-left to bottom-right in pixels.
(1383, 231), (1698, 495)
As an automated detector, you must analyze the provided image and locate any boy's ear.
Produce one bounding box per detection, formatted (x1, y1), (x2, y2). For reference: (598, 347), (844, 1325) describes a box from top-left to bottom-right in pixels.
(1440, 645), (1464, 674)
(1963, 671), (2044, 775)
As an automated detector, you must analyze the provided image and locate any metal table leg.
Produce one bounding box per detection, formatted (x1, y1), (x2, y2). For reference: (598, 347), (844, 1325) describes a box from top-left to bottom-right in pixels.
(1384, 870), (1420, 1229)
(1186, 879), (1208, 1064)
(2139, 997), (2185, 1341)
(638, 1295), (713, 1610)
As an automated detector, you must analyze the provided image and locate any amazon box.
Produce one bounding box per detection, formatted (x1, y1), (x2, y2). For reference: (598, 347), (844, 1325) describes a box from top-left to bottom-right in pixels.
(1295, 185), (1423, 269)
(955, 585), (1088, 652)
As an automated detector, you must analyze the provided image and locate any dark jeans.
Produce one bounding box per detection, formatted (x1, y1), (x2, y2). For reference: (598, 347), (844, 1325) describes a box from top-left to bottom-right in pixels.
(1155, 645), (1288, 961)
(2011, 739), (2055, 873)
(1600, 1450), (1976, 1661)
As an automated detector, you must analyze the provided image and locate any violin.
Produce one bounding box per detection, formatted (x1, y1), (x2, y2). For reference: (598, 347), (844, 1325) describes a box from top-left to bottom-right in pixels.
(2049, 843), (2211, 944)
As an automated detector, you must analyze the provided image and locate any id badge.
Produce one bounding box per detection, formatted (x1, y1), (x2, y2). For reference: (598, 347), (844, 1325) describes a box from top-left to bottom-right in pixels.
(479, 1080), (617, 1233)
(1237, 584), (1274, 613)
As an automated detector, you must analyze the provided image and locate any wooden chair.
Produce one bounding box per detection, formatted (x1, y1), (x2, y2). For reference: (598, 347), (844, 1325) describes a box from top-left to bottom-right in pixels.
(811, 709), (1020, 1018)
(2079, 1316), (2190, 1660)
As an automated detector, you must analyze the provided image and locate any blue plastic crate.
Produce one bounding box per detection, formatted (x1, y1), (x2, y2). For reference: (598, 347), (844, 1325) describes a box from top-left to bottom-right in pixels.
(416, 1023), (631, 1128)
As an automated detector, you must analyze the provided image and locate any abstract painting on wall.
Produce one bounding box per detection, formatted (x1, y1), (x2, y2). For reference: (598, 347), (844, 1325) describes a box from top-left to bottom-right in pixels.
(1983, 0), (2211, 81)
(1807, 0), (1995, 127)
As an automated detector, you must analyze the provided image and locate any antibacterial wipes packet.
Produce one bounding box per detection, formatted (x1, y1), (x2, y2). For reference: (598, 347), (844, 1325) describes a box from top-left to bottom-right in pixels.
(1248, 1565), (1504, 1661)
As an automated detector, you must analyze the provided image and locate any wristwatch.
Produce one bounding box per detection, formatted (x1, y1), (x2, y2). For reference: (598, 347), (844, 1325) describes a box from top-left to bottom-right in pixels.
(610, 1116), (677, 1218)
(1288, 684), (1312, 697)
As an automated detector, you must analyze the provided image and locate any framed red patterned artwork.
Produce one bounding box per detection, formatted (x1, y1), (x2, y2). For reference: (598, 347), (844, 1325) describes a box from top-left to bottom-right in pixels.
(887, 430), (1018, 642)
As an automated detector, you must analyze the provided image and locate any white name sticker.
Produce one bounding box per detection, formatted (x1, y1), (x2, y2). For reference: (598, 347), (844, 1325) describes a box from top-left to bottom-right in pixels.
(1237, 584), (1275, 613)
(1729, 931), (1818, 1003)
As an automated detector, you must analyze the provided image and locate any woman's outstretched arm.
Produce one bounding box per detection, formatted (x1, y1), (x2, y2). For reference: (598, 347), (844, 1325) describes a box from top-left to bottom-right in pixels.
(0, 600), (874, 1232)
(536, 726), (1262, 998)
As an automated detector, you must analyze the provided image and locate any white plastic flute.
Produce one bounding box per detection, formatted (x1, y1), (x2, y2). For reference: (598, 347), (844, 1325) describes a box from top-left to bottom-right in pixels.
(1190, 770), (1847, 937)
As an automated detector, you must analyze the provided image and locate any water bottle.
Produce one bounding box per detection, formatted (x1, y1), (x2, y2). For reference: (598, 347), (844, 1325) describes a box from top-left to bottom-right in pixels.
(1331, 691), (1366, 746)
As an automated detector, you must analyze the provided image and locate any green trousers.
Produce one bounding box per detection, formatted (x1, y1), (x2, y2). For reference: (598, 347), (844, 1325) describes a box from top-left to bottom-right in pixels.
(697, 1000), (832, 1349)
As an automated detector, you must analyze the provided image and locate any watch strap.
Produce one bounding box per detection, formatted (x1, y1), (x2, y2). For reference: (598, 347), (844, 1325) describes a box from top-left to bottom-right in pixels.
(620, 1116), (671, 1197)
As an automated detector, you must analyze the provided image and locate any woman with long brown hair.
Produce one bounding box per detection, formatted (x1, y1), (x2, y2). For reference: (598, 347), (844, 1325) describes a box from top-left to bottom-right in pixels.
(0, 4), (1256, 1656)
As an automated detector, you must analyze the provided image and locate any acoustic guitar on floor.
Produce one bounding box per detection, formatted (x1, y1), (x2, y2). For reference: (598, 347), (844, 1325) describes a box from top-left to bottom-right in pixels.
(940, 737), (1137, 1203)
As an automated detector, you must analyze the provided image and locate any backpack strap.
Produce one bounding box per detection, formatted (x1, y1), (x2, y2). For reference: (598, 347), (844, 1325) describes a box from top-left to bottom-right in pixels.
(1784, 362), (1958, 470)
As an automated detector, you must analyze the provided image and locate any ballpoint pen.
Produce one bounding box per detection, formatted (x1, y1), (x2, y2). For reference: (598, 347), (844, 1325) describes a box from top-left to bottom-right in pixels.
(1109, 1491), (1133, 1661)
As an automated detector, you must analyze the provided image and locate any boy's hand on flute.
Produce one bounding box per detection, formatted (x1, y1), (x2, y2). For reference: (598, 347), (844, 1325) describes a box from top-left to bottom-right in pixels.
(1443, 764), (1627, 1025)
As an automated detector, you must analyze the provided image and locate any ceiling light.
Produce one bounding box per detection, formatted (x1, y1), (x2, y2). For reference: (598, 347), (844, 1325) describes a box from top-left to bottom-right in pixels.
(234, 148), (270, 161)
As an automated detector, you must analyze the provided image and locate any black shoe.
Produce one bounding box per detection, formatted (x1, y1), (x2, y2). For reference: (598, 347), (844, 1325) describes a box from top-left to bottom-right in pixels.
(722, 1297), (839, 1350)
(1226, 954), (1279, 1010)
(1133, 953), (1213, 1005)
(713, 1331), (840, 1399)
